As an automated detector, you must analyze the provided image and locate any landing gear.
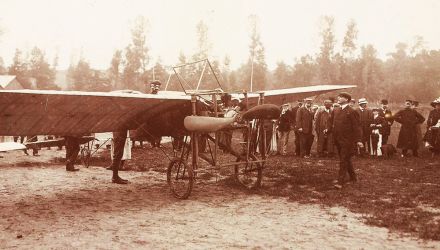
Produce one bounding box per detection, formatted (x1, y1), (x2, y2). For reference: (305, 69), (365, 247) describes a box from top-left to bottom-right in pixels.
(167, 158), (193, 199)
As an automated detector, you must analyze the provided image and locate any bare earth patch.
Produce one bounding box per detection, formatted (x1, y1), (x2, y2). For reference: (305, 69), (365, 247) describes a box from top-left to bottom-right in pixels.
(0, 148), (439, 249)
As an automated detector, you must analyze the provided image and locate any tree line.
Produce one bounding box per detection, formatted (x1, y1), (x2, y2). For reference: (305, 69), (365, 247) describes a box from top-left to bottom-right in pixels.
(0, 15), (439, 102)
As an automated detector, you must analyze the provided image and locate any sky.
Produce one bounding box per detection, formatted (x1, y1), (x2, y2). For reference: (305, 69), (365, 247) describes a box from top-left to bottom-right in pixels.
(0, 0), (439, 71)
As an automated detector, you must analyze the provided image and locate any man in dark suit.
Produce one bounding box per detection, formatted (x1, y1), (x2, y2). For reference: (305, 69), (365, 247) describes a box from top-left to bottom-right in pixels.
(327, 92), (363, 189)
(291, 100), (303, 156)
(394, 100), (425, 157)
(378, 99), (393, 144)
(356, 98), (373, 156)
(296, 98), (314, 158)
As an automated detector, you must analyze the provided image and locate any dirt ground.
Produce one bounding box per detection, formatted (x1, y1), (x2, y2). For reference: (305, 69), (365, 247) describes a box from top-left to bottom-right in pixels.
(1, 148), (439, 249)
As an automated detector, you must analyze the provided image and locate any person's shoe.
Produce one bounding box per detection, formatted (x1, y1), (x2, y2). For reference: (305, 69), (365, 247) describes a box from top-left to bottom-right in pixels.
(333, 184), (343, 189)
(66, 167), (79, 172)
(112, 176), (129, 184)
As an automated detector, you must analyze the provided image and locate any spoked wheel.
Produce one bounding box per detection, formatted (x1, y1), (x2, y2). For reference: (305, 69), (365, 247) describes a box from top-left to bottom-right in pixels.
(167, 158), (193, 199)
(234, 153), (263, 189)
(80, 147), (91, 167)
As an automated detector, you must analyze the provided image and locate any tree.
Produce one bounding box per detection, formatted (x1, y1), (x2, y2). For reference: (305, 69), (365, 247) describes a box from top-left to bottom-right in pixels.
(0, 57), (6, 74)
(240, 15), (267, 92)
(317, 16), (336, 83)
(291, 55), (316, 85)
(338, 20), (358, 84)
(109, 49), (123, 89)
(28, 47), (59, 90)
(354, 44), (383, 98)
(273, 61), (291, 89)
(122, 15), (150, 90)
(8, 49), (32, 88)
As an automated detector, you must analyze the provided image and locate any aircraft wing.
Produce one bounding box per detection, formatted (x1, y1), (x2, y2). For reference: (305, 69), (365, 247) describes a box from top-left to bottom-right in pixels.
(0, 142), (27, 152)
(233, 85), (356, 106)
(24, 136), (95, 149)
(0, 89), (191, 136)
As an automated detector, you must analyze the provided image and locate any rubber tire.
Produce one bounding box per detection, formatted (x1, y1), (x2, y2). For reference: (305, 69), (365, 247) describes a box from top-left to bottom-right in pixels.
(167, 158), (193, 199)
(234, 153), (263, 189)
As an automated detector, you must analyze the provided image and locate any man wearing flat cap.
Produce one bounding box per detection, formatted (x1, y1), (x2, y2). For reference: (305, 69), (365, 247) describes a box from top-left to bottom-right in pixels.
(291, 100), (303, 156)
(394, 100), (425, 157)
(149, 80), (161, 95)
(315, 99), (334, 157)
(378, 99), (393, 144)
(356, 98), (374, 156)
(327, 92), (363, 189)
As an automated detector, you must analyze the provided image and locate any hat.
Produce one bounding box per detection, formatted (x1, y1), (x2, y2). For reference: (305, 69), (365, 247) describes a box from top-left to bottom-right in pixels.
(304, 98), (313, 102)
(324, 99), (332, 104)
(358, 98), (368, 105)
(338, 92), (352, 102)
(405, 99), (413, 104)
(431, 98), (440, 108)
(372, 107), (380, 112)
(150, 80), (161, 86)
(380, 99), (389, 105)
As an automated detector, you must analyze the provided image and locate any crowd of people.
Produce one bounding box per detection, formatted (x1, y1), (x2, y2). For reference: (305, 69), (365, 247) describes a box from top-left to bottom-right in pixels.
(275, 95), (440, 159)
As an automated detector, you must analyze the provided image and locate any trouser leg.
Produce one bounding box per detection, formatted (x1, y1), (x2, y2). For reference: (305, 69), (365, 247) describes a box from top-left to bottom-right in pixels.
(382, 135), (389, 144)
(299, 133), (308, 157)
(294, 131), (300, 156)
(65, 136), (80, 169)
(112, 131), (127, 178)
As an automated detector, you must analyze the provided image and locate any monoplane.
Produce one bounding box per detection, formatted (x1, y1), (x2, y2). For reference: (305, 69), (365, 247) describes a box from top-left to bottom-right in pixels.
(0, 59), (355, 198)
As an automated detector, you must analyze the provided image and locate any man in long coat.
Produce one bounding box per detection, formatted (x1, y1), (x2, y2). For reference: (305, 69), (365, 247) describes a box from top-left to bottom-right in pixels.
(296, 98), (314, 158)
(315, 99), (334, 157)
(378, 99), (393, 144)
(277, 103), (294, 155)
(356, 98), (374, 155)
(327, 92), (363, 189)
(394, 100), (425, 157)
(291, 100), (303, 156)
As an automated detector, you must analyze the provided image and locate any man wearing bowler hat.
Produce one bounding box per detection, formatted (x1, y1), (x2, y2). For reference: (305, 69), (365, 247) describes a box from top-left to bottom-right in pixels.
(327, 92), (363, 189)
(378, 99), (393, 144)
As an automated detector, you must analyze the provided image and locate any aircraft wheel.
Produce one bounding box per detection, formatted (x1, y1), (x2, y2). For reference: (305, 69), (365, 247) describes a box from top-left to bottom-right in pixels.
(80, 147), (91, 168)
(167, 158), (193, 199)
(234, 153), (263, 189)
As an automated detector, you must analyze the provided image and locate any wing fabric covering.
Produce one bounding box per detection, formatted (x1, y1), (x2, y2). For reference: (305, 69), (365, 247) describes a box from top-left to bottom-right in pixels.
(0, 90), (190, 136)
(234, 85), (356, 106)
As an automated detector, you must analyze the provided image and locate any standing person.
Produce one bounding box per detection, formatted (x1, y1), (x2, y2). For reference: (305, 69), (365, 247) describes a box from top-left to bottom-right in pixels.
(370, 108), (387, 156)
(65, 136), (81, 172)
(315, 99), (334, 157)
(296, 98), (314, 158)
(149, 80), (162, 148)
(277, 103), (293, 156)
(394, 100), (425, 157)
(107, 130), (130, 184)
(378, 99), (393, 144)
(108, 131), (132, 171)
(291, 100), (303, 156)
(348, 99), (356, 108)
(356, 98), (374, 156)
(411, 100), (423, 149)
(327, 92), (363, 189)
(423, 98), (440, 154)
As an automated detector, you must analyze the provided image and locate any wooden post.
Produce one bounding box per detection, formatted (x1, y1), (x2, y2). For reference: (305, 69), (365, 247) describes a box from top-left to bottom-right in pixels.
(191, 95), (198, 171)
(259, 92), (267, 160)
(212, 93), (218, 166)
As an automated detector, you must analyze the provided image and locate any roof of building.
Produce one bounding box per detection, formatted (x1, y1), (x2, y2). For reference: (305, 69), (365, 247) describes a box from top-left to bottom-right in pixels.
(0, 75), (17, 89)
